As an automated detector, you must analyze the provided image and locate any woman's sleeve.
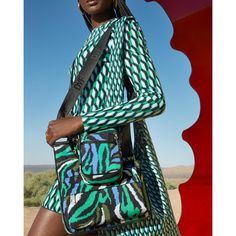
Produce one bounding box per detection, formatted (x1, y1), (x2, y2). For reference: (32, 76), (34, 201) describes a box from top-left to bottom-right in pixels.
(80, 17), (166, 133)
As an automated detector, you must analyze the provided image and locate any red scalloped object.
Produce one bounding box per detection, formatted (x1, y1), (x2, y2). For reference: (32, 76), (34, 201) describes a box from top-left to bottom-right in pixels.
(145, 0), (212, 235)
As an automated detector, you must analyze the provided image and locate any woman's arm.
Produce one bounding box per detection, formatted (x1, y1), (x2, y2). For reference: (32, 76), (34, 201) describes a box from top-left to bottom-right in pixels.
(79, 17), (166, 133)
(46, 17), (166, 146)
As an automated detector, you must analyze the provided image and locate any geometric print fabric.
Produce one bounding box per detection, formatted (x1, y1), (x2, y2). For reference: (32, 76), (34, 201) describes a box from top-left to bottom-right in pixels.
(41, 15), (179, 236)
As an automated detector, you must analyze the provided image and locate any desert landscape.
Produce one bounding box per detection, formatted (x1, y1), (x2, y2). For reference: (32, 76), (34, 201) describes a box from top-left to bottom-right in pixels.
(24, 165), (193, 236)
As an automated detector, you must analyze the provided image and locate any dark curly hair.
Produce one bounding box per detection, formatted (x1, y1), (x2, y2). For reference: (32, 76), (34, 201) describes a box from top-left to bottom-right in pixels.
(78, 0), (134, 31)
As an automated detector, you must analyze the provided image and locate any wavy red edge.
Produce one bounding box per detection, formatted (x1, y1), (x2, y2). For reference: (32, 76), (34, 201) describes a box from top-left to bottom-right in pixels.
(145, 0), (212, 235)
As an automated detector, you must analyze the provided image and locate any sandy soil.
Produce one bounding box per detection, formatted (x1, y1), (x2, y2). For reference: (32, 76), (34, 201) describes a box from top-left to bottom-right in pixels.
(24, 207), (40, 236)
(24, 189), (182, 236)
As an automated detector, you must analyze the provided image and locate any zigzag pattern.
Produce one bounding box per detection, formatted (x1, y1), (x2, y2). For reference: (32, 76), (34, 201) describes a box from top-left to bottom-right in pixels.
(76, 16), (165, 133)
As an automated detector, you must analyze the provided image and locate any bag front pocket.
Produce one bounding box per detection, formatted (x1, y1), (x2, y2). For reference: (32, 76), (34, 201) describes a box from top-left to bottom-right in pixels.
(64, 180), (149, 230)
(79, 128), (123, 184)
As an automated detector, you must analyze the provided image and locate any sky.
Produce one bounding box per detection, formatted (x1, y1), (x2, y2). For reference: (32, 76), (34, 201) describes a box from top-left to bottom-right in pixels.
(24, 0), (199, 167)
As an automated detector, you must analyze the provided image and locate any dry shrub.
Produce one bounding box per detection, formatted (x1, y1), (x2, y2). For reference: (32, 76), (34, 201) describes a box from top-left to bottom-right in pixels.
(24, 170), (56, 206)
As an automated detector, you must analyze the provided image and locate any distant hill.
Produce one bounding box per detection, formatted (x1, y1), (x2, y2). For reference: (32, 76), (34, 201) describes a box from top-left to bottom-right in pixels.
(162, 165), (194, 179)
(162, 165), (194, 186)
(24, 165), (55, 173)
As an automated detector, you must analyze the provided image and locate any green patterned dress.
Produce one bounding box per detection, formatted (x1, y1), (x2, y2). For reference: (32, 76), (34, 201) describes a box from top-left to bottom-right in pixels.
(42, 15), (179, 235)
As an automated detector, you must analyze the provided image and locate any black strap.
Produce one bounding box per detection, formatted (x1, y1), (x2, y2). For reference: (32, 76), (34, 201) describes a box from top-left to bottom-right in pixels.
(118, 73), (135, 157)
(56, 21), (116, 119)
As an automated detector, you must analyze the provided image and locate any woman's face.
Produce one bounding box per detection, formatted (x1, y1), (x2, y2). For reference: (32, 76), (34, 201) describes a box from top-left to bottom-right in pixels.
(79, 0), (113, 16)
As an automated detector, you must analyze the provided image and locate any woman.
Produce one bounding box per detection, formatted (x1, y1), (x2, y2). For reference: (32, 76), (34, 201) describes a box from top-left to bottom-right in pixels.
(28, 0), (178, 235)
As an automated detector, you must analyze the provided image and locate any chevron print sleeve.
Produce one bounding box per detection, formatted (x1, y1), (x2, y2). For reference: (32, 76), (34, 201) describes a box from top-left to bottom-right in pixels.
(80, 17), (165, 133)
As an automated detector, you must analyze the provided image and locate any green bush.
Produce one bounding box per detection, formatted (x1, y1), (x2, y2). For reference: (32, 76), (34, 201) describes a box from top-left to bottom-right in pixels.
(24, 170), (56, 207)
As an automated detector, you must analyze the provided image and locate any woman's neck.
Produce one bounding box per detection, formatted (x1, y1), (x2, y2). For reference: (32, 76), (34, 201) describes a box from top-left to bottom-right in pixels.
(90, 9), (116, 29)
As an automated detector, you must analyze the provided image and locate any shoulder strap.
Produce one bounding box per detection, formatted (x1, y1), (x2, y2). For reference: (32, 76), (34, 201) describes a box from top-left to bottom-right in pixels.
(56, 21), (116, 119)
(118, 73), (135, 157)
(56, 18), (135, 158)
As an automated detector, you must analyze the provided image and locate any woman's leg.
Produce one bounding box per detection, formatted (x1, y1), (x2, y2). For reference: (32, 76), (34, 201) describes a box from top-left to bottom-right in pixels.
(27, 207), (70, 236)
(31, 178), (97, 235)
(32, 178), (72, 235)
(27, 207), (98, 236)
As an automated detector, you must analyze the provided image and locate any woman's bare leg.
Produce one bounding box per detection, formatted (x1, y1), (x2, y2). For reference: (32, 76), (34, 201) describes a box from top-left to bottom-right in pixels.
(27, 207), (97, 236)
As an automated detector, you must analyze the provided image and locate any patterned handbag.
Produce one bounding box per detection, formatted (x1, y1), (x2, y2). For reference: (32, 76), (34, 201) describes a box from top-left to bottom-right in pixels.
(53, 126), (152, 234)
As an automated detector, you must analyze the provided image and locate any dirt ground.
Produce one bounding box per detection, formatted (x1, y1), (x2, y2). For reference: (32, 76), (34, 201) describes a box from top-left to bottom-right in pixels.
(24, 189), (181, 236)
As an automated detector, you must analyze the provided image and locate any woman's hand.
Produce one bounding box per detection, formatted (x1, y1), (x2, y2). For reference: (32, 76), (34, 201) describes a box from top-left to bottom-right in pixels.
(45, 116), (84, 146)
